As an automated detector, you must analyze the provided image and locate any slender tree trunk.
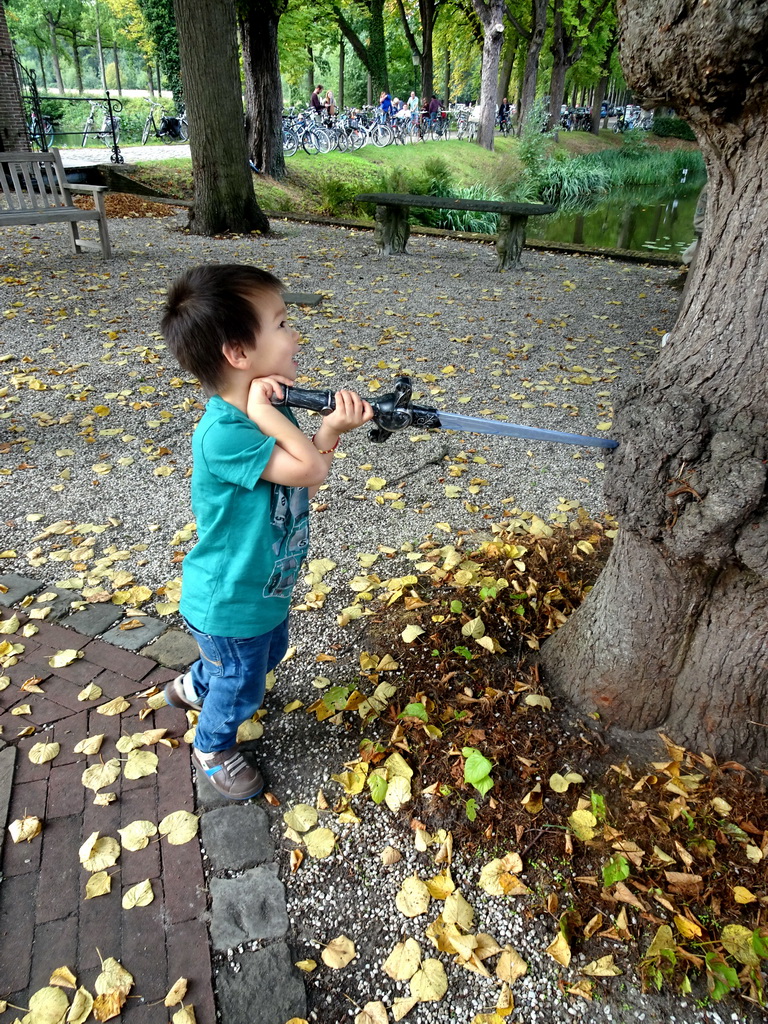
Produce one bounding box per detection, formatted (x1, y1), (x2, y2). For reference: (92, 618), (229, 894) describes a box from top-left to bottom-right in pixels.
(173, 0), (268, 234)
(590, 74), (608, 133)
(339, 38), (345, 109)
(146, 61), (155, 98)
(517, 0), (546, 130)
(472, 0), (505, 149)
(541, 0), (768, 762)
(420, 1), (434, 101)
(95, 20), (107, 90)
(368, 0), (389, 94)
(240, 0), (285, 179)
(306, 46), (314, 99)
(497, 34), (515, 103)
(112, 43), (122, 95)
(47, 18), (65, 93)
(71, 36), (84, 94)
(36, 46), (49, 92)
(443, 47), (450, 105)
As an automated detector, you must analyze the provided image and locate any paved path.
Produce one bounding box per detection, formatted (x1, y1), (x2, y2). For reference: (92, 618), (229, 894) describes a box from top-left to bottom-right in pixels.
(0, 575), (305, 1024)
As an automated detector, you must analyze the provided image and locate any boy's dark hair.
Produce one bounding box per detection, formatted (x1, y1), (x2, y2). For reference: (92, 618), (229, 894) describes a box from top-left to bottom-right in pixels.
(161, 264), (283, 392)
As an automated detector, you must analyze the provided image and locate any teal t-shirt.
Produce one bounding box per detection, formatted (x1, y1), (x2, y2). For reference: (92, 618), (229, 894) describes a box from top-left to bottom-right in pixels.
(180, 395), (310, 638)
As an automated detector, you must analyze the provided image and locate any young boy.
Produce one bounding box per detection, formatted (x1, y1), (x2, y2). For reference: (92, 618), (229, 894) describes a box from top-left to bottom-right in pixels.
(160, 264), (373, 799)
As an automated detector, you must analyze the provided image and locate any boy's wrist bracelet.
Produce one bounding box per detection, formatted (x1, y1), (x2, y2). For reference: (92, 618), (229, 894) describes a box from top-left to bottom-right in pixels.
(312, 433), (339, 455)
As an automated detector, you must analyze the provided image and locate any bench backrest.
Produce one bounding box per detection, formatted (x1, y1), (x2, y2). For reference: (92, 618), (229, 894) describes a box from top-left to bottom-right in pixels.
(0, 150), (72, 214)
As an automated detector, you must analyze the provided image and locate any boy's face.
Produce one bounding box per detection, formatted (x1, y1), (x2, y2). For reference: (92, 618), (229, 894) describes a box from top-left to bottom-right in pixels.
(245, 290), (301, 381)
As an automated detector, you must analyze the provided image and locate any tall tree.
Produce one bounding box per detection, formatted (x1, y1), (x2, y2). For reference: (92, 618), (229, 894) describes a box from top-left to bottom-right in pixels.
(541, 0), (768, 761)
(173, 0), (268, 235)
(239, 0), (287, 179)
(506, 0), (546, 130)
(333, 0), (389, 95)
(471, 0), (505, 148)
(135, 0), (182, 101)
(548, 0), (611, 129)
(395, 0), (442, 104)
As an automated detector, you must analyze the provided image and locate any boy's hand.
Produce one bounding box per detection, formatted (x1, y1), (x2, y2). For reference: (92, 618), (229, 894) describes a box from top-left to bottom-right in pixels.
(322, 390), (375, 434)
(247, 375), (294, 413)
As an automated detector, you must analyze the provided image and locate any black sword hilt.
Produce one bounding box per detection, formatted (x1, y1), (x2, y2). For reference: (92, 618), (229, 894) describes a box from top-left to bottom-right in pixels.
(273, 376), (441, 443)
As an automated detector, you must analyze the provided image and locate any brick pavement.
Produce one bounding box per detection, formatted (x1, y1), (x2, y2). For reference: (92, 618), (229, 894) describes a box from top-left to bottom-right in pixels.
(0, 618), (216, 1023)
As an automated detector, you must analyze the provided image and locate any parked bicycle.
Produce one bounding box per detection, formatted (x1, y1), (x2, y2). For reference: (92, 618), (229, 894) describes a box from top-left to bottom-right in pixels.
(81, 100), (120, 147)
(141, 100), (189, 144)
(28, 111), (55, 150)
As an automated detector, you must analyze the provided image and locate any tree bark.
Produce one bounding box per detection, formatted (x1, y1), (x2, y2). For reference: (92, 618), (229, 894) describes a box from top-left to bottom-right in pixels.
(472, 0), (505, 149)
(173, 0), (268, 235)
(334, 0), (389, 95)
(112, 42), (122, 95)
(496, 32), (515, 103)
(541, 0), (768, 761)
(516, 0), (546, 130)
(47, 16), (65, 93)
(240, 0), (286, 180)
(590, 74), (608, 133)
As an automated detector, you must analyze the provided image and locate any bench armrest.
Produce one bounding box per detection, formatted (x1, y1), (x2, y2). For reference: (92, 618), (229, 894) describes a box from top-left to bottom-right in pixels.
(62, 183), (110, 194)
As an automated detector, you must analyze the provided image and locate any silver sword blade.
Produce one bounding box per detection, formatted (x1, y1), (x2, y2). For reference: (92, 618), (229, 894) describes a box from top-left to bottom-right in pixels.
(435, 410), (618, 449)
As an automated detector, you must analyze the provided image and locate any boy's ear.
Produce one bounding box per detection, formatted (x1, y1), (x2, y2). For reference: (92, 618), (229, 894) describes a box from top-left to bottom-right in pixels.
(221, 340), (250, 369)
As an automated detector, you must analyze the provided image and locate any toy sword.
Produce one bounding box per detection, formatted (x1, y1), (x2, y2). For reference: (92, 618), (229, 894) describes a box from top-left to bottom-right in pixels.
(272, 375), (618, 449)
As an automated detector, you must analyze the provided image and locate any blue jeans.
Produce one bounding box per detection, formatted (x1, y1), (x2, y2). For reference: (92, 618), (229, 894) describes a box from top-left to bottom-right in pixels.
(185, 617), (289, 753)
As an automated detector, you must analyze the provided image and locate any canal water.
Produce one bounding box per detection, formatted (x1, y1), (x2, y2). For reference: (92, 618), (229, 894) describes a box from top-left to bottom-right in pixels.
(531, 187), (702, 256)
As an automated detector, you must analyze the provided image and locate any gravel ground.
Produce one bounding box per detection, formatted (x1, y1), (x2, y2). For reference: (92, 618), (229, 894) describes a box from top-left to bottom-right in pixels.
(2, 216), (748, 1024)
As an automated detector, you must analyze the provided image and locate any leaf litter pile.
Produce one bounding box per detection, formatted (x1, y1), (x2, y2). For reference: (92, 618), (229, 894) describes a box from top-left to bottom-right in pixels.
(283, 511), (768, 1019)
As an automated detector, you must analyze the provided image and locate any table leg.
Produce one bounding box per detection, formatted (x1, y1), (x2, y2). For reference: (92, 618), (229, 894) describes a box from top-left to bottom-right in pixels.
(374, 204), (410, 255)
(496, 214), (527, 270)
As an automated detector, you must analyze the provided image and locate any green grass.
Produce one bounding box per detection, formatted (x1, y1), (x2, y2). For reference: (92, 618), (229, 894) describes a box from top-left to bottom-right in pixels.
(130, 132), (702, 219)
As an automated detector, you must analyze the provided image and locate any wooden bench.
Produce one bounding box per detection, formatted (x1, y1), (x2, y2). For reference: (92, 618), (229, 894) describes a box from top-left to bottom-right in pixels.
(0, 148), (112, 258)
(355, 192), (556, 270)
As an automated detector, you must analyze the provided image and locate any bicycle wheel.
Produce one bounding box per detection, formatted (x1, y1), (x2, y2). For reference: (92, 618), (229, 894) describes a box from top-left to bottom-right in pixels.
(301, 130), (320, 155)
(314, 128), (333, 154)
(283, 129), (298, 157)
(179, 119), (189, 141)
(142, 118), (151, 145)
(348, 128), (365, 150)
(373, 124), (393, 147)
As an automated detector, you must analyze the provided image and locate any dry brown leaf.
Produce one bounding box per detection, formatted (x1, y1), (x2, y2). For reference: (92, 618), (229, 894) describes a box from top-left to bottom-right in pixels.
(383, 937), (421, 981)
(49, 965), (77, 989)
(9, 814), (42, 843)
(172, 1008), (197, 1024)
(85, 872), (112, 899)
(67, 986), (95, 1024)
(321, 935), (356, 969)
(355, 1001), (388, 1024)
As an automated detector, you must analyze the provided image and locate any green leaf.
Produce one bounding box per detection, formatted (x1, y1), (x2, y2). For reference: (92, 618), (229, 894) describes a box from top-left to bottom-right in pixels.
(753, 927), (768, 960)
(466, 798), (478, 821)
(367, 771), (388, 804)
(705, 953), (739, 1001)
(450, 600), (463, 614)
(399, 702), (428, 722)
(453, 645), (474, 661)
(322, 685), (351, 711)
(462, 747), (494, 794)
(602, 854), (630, 888)
(590, 791), (607, 821)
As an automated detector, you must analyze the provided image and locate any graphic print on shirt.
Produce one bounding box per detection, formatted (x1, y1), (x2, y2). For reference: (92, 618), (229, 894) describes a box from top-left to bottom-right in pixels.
(264, 483), (310, 599)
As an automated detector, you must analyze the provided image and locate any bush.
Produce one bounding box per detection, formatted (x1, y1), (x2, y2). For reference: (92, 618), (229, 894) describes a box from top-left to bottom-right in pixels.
(316, 174), (362, 216)
(651, 116), (696, 141)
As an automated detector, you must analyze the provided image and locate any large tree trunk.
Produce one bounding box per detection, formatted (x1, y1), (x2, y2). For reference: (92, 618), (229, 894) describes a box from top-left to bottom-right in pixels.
(590, 74), (608, 133)
(240, 0), (286, 179)
(541, 0), (768, 762)
(174, 0), (268, 235)
(368, 0), (389, 94)
(472, 0), (505, 150)
(516, 0), (546, 130)
(419, 0), (436, 101)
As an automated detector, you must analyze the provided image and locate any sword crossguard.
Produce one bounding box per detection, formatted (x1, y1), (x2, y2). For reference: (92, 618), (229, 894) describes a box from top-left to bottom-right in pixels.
(368, 376), (414, 443)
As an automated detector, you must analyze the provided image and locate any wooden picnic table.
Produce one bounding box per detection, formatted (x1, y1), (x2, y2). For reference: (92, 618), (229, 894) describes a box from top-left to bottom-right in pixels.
(355, 192), (556, 269)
